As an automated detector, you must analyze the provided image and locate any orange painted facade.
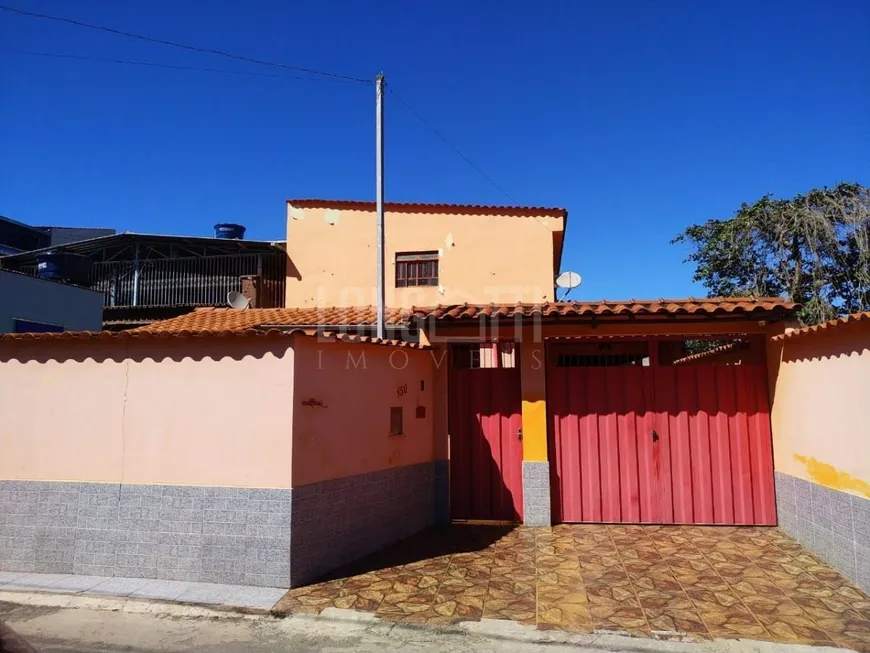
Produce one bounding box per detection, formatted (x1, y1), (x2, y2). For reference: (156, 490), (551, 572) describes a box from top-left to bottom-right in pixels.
(285, 202), (566, 308)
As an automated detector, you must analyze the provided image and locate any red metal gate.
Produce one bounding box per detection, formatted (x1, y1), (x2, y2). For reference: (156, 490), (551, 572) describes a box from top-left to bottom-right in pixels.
(548, 359), (776, 525)
(449, 344), (523, 522)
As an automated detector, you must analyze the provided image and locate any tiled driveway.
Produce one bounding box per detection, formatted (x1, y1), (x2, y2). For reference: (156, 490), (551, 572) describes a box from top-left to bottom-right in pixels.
(275, 525), (870, 651)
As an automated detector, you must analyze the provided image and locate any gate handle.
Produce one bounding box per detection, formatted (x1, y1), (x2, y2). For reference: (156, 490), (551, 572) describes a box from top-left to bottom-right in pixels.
(517, 427), (523, 441)
(652, 430), (660, 443)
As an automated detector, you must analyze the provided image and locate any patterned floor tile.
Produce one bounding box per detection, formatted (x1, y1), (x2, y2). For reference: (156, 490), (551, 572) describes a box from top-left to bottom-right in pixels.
(644, 606), (709, 635)
(816, 615), (870, 642)
(686, 588), (749, 613)
(585, 582), (640, 607)
(591, 605), (650, 632)
(538, 567), (583, 585)
(270, 522), (870, 647)
(537, 583), (588, 605)
(673, 573), (732, 593)
(635, 588), (695, 612)
(728, 576), (787, 597)
(755, 611), (832, 642)
(741, 595), (810, 625)
(537, 601), (594, 632)
(483, 596), (537, 624)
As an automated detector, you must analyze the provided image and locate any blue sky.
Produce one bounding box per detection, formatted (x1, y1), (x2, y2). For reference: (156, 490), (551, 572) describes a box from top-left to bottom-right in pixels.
(1, 0), (868, 300)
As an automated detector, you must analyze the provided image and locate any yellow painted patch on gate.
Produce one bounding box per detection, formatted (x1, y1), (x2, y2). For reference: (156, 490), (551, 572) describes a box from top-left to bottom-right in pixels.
(793, 454), (870, 499)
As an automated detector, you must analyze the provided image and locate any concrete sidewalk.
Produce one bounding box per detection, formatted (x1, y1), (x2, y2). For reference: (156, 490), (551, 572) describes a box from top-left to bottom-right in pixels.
(0, 571), (286, 612)
(0, 593), (856, 653)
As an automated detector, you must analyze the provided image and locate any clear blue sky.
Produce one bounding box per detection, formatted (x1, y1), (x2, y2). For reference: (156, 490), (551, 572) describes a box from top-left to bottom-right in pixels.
(1, 0), (868, 300)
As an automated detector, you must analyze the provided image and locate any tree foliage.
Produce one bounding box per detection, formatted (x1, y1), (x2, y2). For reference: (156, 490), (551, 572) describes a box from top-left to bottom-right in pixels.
(674, 182), (870, 325)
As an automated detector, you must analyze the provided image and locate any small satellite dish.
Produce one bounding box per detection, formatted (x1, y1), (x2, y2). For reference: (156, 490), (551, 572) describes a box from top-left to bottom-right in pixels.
(556, 271), (582, 289)
(555, 271), (582, 301)
(227, 291), (250, 310)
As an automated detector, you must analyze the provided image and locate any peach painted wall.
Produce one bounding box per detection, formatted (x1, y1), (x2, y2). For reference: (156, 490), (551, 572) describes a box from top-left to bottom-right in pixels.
(0, 338), (295, 488)
(285, 203), (565, 308)
(0, 340), (128, 483)
(290, 337), (434, 487)
(769, 320), (870, 499)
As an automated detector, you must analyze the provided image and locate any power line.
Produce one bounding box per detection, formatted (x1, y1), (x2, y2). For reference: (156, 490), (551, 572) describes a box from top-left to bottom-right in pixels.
(389, 87), (515, 203)
(1, 49), (359, 83)
(0, 3), (372, 84)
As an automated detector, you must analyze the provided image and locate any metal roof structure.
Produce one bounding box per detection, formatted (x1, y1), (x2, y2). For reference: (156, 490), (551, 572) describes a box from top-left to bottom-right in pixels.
(0, 232), (285, 264)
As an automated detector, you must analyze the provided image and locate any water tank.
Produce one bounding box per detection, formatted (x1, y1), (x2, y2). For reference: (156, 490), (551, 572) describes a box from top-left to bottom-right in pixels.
(214, 223), (246, 240)
(36, 251), (92, 286)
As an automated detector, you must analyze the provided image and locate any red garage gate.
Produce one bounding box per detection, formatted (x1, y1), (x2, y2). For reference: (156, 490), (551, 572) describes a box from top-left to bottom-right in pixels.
(449, 343), (524, 522)
(547, 338), (776, 525)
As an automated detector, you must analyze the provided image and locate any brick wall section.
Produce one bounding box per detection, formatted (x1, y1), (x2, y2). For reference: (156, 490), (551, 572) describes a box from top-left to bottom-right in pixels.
(290, 462), (435, 587)
(0, 481), (292, 588)
(775, 472), (870, 593)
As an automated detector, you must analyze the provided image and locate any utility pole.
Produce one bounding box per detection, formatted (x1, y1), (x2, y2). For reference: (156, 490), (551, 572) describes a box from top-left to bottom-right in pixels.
(375, 73), (386, 340)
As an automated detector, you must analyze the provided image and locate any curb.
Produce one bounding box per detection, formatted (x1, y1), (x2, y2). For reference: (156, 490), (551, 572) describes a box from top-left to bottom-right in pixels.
(0, 590), (844, 653)
(0, 589), (272, 619)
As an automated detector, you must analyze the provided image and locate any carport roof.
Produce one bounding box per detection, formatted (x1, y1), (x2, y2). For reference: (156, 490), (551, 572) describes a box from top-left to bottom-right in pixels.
(0, 298), (798, 343)
(124, 298), (797, 332)
(417, 297), (797, 321)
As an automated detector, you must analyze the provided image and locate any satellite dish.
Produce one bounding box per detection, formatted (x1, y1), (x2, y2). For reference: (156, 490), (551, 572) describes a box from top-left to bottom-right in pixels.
(227, 291), (250, 310)
(556, 271), (582, 289)
(555, 271), (582, 301)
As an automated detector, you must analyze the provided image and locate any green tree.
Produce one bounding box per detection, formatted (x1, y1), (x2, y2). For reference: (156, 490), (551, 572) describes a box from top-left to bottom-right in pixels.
(674, 182), (870, 325)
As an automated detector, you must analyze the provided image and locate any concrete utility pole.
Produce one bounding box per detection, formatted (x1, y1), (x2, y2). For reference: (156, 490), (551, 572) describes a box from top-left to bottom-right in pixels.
(375, 73), (386, 340)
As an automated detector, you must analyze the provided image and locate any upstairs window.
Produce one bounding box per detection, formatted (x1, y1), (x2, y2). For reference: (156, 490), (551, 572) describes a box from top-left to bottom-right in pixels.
(396, 251), (439, 288)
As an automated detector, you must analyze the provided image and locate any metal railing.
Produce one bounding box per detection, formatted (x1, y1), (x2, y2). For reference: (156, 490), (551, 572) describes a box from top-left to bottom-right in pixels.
(88, 252), (286, 307)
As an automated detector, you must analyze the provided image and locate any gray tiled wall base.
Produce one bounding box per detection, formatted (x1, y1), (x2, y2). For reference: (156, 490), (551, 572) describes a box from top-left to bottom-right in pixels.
(522, 461), (551, 527)
(775, 472), (870, 594)
(0, 481), (292, 588)
(290, 462), (436, 587)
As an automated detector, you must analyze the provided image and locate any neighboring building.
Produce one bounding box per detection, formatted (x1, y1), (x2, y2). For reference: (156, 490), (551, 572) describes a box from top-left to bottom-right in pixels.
(0, 216), (48, 255)
(0, 215), (114, 255)
(0, 232), (287, 330)
(39, 226), (117, 247)
(0, 269), (103, 333)
(284, 200), (567, 307)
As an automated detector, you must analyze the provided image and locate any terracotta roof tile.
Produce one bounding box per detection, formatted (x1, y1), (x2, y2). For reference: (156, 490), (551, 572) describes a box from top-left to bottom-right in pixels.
(0, 298), (799, 344)
(287, 199), (567, 218)
(771, 311), (870, 341)
(414, 298), (797, 321)
(131, 306), (409, 333)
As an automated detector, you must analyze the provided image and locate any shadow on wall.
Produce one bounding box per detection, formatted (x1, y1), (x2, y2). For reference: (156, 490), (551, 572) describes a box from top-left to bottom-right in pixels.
(0, 336), (295, 365)
(449, 365), (523, 524)
(780, 326), (870, 363)
(286, 257), (302, 281)
(316, 524), (512, 583)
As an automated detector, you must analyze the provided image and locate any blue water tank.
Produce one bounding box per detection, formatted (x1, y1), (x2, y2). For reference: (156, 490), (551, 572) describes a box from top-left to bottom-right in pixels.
(214, 223), (246, 240)
(36, 251), (92, 286)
